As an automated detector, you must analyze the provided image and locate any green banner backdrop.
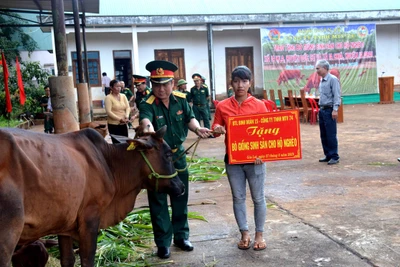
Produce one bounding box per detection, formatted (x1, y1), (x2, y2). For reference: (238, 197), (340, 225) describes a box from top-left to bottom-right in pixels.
(261, 24), (377, 96)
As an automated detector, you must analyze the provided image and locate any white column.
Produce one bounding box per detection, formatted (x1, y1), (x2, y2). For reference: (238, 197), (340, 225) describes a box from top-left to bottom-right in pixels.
(131, 25), (140, 74)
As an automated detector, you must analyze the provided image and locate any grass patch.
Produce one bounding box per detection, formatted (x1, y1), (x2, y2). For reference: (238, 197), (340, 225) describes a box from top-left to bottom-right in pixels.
(47, 209), (207, 266)
(187, 157), (226, 182)
(0, 117), (20, 128)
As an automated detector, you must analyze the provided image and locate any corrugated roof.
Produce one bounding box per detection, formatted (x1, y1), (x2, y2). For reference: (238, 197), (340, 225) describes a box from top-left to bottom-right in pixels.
(98, 0), (400, 16)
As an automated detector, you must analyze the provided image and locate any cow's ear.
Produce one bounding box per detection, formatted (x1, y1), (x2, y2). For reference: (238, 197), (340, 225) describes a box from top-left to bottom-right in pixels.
(111, 134), (131, 144)
(126, 139), (152, 150)
(154, 125), (167, 140)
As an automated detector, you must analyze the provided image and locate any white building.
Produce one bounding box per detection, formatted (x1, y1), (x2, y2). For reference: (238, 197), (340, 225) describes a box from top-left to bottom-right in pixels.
(21, 0), (400, 102)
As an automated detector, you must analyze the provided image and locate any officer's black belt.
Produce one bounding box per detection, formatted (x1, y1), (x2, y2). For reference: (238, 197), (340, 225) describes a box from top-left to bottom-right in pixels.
(194, 104), (205, 106)
(320, 105), (333, 110)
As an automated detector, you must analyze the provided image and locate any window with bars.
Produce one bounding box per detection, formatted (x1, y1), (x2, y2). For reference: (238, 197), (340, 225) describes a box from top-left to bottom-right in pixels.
(71, 51), (101, 86)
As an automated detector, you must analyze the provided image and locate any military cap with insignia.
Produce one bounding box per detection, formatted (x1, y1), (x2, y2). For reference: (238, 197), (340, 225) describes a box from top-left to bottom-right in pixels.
(177, 79), (187, 87)
(132, 74), (147, 85)
(146, 60), (178, 84)
(192, 73), (202, 81)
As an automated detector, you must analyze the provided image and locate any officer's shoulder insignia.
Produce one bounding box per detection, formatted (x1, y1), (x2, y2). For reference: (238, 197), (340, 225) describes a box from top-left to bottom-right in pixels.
(146, 95), (156, 104)
(203, 84), (208, 88)
(173, 91), (186, 99)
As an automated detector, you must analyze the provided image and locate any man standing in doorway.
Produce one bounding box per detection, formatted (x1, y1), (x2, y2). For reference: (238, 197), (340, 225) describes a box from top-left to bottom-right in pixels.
(138, 60), (210, 259)
(316, 60), (341, 165)
(102, 72), (111, 96)
(190, 73), (211, 130)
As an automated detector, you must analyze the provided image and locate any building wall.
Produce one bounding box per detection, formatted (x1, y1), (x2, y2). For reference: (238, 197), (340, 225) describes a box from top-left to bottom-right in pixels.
(213, 29), (263, 95)
(22, 23), (400, 101)
(66, 32), (134, 100)
(138, 30), (210, 88)
(376, 24), (400, 84)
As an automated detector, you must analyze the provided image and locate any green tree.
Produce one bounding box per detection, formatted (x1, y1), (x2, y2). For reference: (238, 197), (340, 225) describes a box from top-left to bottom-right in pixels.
(0, 11), (38, 62)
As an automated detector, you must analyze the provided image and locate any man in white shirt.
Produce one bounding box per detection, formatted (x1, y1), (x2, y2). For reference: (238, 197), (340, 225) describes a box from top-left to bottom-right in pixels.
(102, 72), (111, 96)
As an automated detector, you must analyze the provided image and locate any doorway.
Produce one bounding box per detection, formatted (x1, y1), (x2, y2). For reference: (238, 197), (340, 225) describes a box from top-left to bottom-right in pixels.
(155, 49), (186, 88)
(113, 50), (132, 88)
(225, 47), (254, 94)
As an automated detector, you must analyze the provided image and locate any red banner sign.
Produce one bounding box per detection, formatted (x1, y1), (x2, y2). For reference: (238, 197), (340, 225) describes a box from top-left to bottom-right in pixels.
(227, 110), (302, 164)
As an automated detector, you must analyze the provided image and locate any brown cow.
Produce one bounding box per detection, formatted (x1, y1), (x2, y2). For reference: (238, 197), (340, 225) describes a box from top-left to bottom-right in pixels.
(0, 126), (184, 267)
(276, 70), (304, 85)
(303, 68), (340, 93)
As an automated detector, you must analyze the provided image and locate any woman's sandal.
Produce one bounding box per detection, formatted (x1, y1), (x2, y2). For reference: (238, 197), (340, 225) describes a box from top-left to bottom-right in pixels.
(253, 239), (266, 251)
(237, 238), (251, 250)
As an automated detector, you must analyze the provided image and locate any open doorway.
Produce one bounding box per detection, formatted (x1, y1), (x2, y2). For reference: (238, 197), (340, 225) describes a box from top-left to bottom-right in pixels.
(113, 50), (132, 88)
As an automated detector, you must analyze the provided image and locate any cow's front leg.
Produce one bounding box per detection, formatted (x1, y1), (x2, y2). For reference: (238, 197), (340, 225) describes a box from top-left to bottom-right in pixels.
(59, 235), (75, 267)
(0, 183), (24, 267)
(78, 214), (100, 267)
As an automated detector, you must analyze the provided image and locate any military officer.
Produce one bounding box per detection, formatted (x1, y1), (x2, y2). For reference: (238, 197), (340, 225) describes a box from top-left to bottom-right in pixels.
(201, 75), (212, 121)
(138, 60), (211, 259)
(190, 73), (211, 129)
(133, 74), (151, 109)
(177, 79), (191, 101)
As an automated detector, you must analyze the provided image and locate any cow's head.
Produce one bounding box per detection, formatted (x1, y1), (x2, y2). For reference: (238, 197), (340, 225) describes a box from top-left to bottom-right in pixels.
(116, 126), (185, 196)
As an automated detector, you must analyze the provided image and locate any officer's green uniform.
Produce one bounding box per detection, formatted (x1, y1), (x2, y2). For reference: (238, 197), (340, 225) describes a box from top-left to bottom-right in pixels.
(190, 85), (210, 129)
(135, 87), (151, 108)
(139, 90), (194, 247)
(121, 87), (134, 101)
(121, 88), (134, 128)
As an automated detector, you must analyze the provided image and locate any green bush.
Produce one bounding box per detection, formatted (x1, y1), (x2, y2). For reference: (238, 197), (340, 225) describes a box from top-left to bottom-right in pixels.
(0, 61), (49, 120)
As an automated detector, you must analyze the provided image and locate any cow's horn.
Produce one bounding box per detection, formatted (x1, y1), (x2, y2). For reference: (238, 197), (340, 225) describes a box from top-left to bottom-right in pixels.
(155, 125), (167, 139)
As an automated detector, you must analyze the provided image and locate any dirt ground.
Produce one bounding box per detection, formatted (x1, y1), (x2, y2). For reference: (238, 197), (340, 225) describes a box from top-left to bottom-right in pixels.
(31, 102), (400, 266)
(141, 102), (400, 267)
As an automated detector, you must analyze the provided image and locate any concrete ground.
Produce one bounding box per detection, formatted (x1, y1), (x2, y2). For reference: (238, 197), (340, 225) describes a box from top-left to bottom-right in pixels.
(142, 103), (400, 267)
(30, 103), (400, 267)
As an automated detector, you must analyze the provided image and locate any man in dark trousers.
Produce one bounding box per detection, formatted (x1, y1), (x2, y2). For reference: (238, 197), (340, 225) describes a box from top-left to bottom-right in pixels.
(138, 60), (210, 259)
(190, 73), (211, 130)
(40, 86), (54, 134)
(316, 60), (341, 165)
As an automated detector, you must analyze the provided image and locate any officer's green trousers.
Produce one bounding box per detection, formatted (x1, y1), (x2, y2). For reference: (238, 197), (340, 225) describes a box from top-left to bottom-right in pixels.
(193, 105), (210, 129)
(147, 145), (189, 247)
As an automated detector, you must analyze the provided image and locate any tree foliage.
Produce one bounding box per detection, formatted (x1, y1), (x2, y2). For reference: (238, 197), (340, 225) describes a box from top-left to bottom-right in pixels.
(0, 11), (38, 62)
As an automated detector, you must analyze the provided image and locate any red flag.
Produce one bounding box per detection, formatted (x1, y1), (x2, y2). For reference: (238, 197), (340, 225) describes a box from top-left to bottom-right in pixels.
(16, 57), (26, 105)
(1, 52), (12, 113)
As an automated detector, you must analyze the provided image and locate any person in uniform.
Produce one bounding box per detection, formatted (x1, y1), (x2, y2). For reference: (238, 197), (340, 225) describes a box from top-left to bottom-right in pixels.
(177, 79), (191, 101)
(138, 60), (211, 259)
(176, 79), (191, 136)
(40, 86), (54, 134)
(190, 73), (211, 130)
(120, 81), (135, 129)
(200, 75), (212, 121)
(133, 74), (151, 109)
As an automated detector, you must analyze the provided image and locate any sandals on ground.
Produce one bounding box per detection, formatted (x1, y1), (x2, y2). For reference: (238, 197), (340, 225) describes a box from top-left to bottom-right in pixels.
(253, 239), (266, 251)
(237, 238), (251, 250)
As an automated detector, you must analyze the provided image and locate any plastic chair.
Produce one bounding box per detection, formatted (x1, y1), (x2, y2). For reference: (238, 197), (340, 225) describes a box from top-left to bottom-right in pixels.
(213, 100), (220, 108)
(262, 99), (273, 112)
(266, 99), (278, 111)
(308, 98), (319, 125)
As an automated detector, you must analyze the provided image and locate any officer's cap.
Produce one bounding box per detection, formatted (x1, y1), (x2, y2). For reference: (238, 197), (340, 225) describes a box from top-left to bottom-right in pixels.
(132, 74), (147, 85)
(146, 60), (178, 84)
(192, 73), (202, 81)
(177, 79), (187, 87)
